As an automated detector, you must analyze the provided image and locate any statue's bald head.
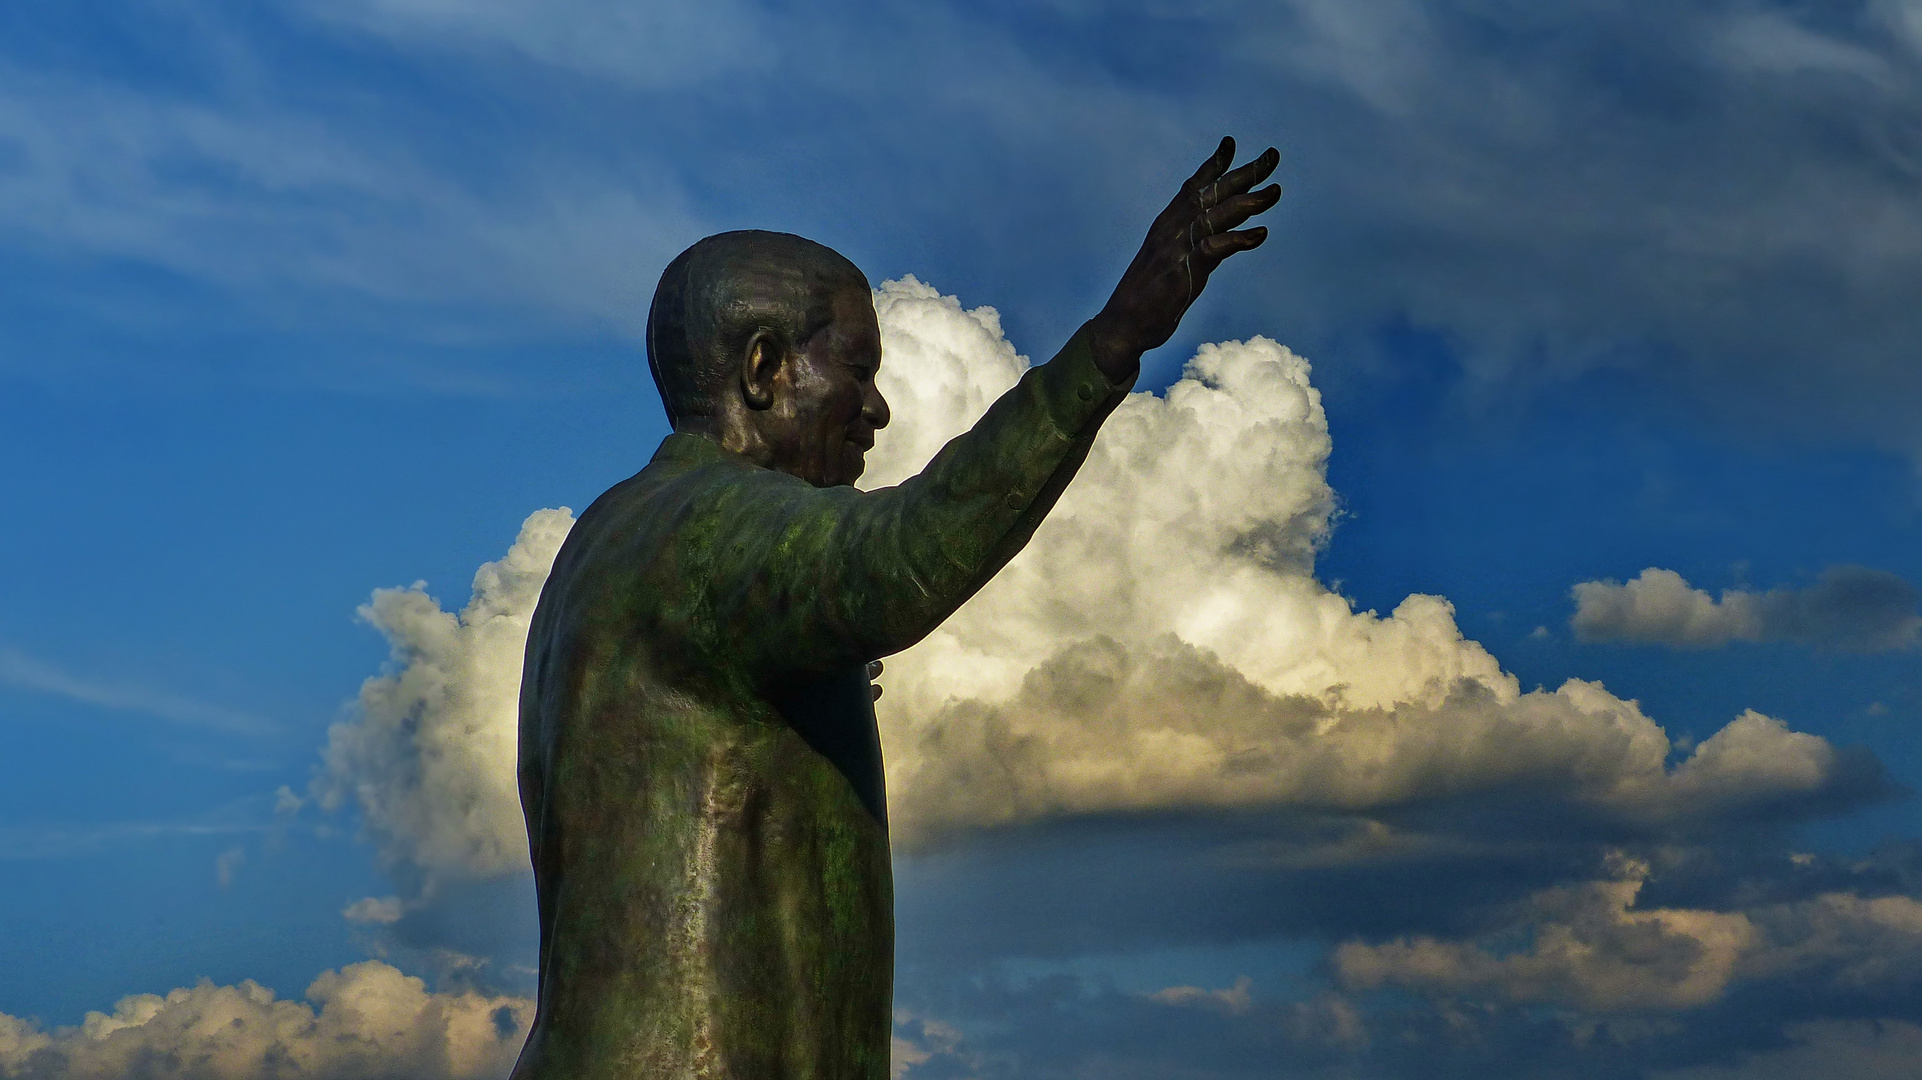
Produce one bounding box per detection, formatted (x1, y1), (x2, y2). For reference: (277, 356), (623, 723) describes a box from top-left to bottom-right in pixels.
(646, 230), (870, 429)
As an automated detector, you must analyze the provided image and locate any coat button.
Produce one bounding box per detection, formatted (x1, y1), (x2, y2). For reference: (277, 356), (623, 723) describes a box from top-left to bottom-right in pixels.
(1006, 492), (1023, 509)
(1077, 383), (1094, 401)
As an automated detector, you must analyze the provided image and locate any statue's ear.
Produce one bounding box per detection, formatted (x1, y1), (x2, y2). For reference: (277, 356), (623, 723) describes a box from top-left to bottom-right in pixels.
(740, 328), (784, 411)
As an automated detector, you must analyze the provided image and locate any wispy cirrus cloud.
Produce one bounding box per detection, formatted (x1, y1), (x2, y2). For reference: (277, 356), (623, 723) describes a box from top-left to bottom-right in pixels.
(0, 799), (270, 861)
(0, 59), (702, 347)
(10, 1), (1922, 458)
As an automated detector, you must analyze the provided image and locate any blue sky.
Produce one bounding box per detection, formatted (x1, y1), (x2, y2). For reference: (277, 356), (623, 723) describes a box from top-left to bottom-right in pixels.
(2, 2), (1920, 1077)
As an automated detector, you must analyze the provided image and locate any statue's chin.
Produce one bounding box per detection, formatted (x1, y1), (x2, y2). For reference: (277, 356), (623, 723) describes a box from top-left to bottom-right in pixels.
(841, 443), (868, 486)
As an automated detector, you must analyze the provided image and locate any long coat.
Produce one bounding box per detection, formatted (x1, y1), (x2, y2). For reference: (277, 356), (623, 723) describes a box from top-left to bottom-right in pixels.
(511, 327), (1129, 1079)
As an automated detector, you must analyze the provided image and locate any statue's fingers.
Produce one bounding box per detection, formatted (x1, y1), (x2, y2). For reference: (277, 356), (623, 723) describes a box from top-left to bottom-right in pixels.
(1182, 136), (1237, 198)
(1197, 227), (1268, 264)
(1200, 184), (1281, 235)
(1203, 147), (1280, 207)
(867, 660), (883, 679)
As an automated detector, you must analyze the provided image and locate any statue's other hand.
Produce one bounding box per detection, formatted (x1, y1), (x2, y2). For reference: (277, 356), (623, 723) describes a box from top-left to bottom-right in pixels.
(1087, 137), (1281, 382)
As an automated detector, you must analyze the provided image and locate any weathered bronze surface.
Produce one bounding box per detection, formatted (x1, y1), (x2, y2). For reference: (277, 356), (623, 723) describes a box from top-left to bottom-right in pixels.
(511, 139), (1279, 1079)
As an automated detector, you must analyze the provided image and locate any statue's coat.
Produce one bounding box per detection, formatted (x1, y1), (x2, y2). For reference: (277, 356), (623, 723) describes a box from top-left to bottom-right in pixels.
(512, 328), (1129, 1079)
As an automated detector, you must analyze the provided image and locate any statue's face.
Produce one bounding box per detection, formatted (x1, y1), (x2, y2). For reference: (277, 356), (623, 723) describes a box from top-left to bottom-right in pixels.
(764, 284), (890, 488)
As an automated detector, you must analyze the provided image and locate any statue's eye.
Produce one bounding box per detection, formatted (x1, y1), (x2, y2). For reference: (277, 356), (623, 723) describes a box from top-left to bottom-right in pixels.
(849, 365), (873, 382)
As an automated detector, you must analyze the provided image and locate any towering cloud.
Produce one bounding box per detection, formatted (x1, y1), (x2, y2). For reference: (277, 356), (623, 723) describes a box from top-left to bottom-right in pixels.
(863, 278), (1876, 843)
(314, 509), (575, 881)
(312, 277), (1880, 882)
(1571, 566), (1922, 652)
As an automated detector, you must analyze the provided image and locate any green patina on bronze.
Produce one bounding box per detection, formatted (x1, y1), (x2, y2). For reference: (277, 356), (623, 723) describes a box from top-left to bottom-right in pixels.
(511, 326), (1130, 1079)
(509, 137), (1280, 1079)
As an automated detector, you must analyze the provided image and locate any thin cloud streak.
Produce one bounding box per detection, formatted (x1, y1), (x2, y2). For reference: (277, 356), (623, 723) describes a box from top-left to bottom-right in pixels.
(0, 810), (268, 861)
(0, 646), (276, 735)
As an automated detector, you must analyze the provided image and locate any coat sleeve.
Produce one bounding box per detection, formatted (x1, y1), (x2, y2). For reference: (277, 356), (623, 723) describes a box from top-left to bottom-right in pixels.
(684, 322), (1134, 682)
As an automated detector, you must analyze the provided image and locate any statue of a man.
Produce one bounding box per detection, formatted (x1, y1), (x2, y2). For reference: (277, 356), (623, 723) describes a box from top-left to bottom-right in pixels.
(512, 139), (1280, 1079)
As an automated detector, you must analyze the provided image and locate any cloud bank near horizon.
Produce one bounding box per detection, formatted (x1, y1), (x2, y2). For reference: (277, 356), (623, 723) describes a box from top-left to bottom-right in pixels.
(1335, 853), (1922, 1013)
(0, 962), (529, 1080)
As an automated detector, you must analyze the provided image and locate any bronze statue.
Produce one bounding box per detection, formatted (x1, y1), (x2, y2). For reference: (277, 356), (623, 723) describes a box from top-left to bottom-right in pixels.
(512, 138), (1280, 1079)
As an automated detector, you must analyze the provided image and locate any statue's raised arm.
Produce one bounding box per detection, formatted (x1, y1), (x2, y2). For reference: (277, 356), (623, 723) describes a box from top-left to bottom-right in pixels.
(512, 139), (1280, 1080)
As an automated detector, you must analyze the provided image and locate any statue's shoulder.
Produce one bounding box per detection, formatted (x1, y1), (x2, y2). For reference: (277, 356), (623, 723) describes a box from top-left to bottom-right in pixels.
(604, 433), (807, 515)
(562, 434), (815, 565)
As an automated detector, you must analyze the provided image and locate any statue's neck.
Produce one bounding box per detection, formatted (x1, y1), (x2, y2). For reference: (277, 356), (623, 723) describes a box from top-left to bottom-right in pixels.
(676, 408), (777, 472)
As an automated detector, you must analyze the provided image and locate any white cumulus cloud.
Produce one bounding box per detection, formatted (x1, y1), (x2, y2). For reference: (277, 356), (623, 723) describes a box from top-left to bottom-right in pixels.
(316, 276), (1873, 878)
(0, 961), (529, 1080)
(314, 508), (574, 880)
(343, 896), (408, 925)
(1571, 566), (1921, 651)
(1149, 976), (1255, 1016)
(889, 1013), (973, 1080)
(863, 278), (1867, 843)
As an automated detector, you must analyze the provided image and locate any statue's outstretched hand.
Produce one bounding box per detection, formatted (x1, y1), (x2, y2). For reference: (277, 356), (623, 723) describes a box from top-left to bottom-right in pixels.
(1086, 137), (1281, 383)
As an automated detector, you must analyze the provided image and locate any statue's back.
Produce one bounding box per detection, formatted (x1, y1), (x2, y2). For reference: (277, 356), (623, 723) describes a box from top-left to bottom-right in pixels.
(513, 435), (894, 1080)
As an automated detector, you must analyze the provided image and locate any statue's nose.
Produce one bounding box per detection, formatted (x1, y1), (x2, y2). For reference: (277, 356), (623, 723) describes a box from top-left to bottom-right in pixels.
(864, 386), (891, 430)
